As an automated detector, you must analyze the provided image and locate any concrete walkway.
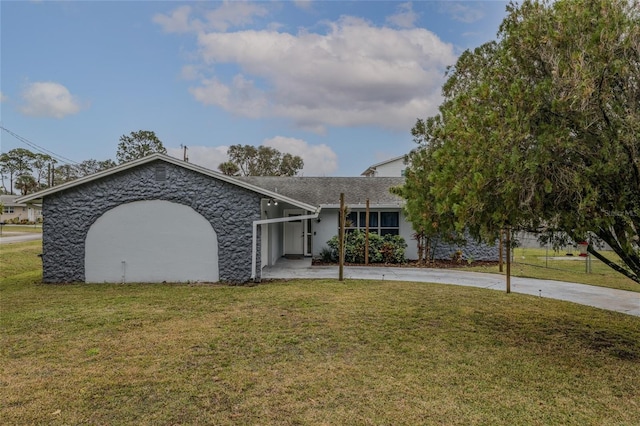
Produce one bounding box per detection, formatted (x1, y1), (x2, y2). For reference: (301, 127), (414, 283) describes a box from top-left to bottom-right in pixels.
(262, 258), (640, 317)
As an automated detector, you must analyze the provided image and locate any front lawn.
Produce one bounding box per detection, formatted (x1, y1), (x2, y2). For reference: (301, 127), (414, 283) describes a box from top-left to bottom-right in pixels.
(1, 242), (639, 425)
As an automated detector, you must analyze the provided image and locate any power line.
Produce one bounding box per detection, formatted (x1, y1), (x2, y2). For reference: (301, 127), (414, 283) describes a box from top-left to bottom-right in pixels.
(0, 125), (80, 165)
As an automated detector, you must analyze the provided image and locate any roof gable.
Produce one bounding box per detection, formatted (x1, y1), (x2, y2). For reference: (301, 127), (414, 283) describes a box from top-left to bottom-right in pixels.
(15, 154), (317, 212)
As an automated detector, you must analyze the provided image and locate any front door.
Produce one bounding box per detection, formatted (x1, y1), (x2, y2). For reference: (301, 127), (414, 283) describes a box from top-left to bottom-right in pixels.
(284, 212), (304, 255)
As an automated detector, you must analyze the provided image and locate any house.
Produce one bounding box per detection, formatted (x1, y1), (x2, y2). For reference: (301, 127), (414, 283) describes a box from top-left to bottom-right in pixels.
(0, 194), (42, 223)
(16, 153), (497, 284)
(360, 155), (407, 177)
(236, 176), (412, 264)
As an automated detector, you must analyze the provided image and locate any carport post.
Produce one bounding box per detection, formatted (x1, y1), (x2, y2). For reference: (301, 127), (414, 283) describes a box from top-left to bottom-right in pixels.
(506, 227), (511, 293)
(339, 193), (345, 281)
(365, 199), (370, 265)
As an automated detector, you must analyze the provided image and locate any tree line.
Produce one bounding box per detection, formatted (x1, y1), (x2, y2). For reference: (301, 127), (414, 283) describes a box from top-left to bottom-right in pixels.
(0, 148), (117, 195)
(1, 130), (304, 195)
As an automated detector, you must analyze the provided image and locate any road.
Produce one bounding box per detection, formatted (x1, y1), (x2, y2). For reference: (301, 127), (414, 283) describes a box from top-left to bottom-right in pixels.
(0, 232), (43, 244)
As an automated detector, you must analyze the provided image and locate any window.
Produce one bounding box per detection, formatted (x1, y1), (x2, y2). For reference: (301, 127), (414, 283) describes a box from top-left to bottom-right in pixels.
(3, 206), (14, 214)
(340, 211), (399, 236)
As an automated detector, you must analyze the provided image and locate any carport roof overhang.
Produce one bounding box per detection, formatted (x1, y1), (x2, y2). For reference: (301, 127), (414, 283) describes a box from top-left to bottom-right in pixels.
(15, 153), (318, 213)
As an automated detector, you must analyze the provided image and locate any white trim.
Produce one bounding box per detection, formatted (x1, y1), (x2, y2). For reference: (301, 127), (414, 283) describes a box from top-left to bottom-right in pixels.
(321, 203), (403, 209)
(15, 153), (317, 213)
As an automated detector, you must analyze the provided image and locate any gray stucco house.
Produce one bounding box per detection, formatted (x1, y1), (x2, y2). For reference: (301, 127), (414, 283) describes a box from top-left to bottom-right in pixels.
(17, 153), (497, 284)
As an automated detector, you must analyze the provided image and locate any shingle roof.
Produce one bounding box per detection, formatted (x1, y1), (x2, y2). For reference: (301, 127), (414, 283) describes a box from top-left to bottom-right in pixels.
(236, 176), (405, 207)
(0, 194), (25, 206)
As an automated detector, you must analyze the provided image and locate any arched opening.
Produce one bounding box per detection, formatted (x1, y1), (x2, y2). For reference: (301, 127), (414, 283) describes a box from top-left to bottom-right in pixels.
(85, 200), (218, 283)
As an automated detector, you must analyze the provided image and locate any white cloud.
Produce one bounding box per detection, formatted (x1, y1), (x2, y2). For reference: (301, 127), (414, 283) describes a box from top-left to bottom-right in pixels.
(153, 1), (268, 34)
(263, 136), (338, 176)
(386, 2), (418, 29)
(0, 91), (7, 102)
(177, 13), (455, 131)
(153, 5), (195, 33)
(440, 3), (485, 24)
(166, 145), (229, 171)
(20, 81), (83, 118)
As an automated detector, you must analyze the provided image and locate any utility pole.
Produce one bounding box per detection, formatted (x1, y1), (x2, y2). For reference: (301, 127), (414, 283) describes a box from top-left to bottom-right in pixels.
(180, 144), (189, 162)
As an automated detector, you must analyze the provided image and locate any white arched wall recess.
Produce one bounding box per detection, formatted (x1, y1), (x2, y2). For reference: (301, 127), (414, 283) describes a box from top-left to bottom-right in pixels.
(85, 200), (218, 283)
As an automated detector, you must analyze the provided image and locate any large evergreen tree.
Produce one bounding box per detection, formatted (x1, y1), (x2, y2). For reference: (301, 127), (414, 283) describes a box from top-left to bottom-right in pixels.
(400, 0), (640, 283)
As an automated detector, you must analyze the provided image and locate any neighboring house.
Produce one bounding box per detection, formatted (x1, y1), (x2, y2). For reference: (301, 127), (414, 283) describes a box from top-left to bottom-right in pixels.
(360, 155), (407, 177)
(0, 194), (42, 223)
(17, 153), (497, 284)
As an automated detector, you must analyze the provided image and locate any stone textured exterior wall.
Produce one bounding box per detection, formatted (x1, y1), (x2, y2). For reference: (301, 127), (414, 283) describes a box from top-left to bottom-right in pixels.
(432, 234), (499, 262)
(42, 160), (262, 283)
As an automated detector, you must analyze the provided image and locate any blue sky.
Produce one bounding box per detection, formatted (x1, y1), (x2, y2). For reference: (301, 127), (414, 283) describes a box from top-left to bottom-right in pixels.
(1, 1), (509, 176)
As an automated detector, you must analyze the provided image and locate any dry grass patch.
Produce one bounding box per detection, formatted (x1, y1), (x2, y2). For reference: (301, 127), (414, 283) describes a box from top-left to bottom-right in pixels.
(1, 242), (639, 425)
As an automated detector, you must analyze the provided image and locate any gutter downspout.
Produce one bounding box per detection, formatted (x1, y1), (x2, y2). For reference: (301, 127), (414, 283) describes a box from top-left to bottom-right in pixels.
(251, 208), (321, 281)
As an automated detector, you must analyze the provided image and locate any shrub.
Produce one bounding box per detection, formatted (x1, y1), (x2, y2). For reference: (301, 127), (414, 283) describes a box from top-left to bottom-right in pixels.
(326, 230), (406, 264)
(319, 247), (336, 263)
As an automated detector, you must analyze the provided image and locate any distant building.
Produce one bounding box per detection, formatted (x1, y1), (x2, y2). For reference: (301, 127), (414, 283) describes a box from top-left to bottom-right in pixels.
(0, 194), (42, 223)
(360, 155), (407, 177)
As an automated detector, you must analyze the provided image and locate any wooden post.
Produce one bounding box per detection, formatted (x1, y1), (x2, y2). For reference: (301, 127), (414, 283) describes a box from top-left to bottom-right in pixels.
(339, 193), (345, 281)
(498, 229), (504, 273)
(365, 199), (370, 265)
(506, 229), (512, 293)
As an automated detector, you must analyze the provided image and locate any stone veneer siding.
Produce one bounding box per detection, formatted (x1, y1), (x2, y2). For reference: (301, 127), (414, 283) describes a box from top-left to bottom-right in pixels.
(432, 233), (499, 262)
(42, 160), (262, 283)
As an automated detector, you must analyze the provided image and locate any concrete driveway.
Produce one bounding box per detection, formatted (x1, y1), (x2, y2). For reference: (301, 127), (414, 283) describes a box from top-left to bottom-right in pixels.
(262, 258), (640, 317)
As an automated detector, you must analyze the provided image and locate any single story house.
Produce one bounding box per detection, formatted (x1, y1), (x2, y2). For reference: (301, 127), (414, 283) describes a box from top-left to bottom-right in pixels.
(17, 153), (497, 284)
(1, 194), (42, 223)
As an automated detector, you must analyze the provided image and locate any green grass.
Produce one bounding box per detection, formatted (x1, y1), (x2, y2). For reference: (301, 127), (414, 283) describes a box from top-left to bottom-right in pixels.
(1, 242), (639, 425)
(468, 247), (640, 293)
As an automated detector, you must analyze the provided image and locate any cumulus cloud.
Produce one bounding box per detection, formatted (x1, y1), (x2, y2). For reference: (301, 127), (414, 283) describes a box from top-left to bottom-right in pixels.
(386, 2), (418, 29)
(20, 81), (83, 118)
(171, 11), (455, 132)
(264, 136), (338, 176)
(153, 1), (268, 33)
(166, 145), (229, 171)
